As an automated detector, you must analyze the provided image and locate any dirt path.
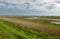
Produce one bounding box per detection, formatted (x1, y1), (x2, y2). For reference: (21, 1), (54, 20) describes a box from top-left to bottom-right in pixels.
(0, 17), (60, 36)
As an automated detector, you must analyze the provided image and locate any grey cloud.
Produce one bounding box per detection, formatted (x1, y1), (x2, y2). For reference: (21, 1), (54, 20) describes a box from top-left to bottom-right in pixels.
(0, 0), (60, 12)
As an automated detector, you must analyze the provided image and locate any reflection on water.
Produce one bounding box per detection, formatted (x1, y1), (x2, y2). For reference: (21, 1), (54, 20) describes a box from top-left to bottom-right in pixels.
(50, 22), (60, 24)
(26, 17), (60, 24)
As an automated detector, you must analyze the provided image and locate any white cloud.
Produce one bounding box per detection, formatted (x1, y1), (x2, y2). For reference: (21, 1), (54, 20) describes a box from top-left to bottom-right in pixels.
(0, 0), (60, 12)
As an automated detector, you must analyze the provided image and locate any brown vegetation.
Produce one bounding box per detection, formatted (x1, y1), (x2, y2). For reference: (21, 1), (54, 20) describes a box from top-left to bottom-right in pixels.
(0, 17), (60, 36)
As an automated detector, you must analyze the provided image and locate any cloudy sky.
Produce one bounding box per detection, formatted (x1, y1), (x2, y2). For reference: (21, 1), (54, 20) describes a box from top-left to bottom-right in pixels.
(0, 0), (60, 16)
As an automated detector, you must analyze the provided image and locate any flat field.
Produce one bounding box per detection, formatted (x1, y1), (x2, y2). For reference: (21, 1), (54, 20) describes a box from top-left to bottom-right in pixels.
(0, 16), (60, 39)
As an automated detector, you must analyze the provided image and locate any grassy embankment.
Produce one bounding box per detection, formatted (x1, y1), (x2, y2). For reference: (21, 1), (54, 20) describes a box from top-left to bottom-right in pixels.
(0, 20), (60, 39)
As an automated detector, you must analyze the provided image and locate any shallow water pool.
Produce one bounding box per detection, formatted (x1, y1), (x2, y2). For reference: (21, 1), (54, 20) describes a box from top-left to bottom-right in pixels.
(50, 22), (60, 24)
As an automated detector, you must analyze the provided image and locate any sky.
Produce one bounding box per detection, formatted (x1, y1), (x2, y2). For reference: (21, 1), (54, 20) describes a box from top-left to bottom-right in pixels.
(0, 0), (60, 16)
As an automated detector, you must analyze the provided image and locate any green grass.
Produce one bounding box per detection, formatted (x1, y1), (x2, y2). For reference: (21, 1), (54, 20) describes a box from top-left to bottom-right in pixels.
(0, 20), (60, 39)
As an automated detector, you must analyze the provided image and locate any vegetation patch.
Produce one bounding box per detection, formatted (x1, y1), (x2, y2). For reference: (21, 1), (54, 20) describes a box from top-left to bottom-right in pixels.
(0, 20), (60, 39)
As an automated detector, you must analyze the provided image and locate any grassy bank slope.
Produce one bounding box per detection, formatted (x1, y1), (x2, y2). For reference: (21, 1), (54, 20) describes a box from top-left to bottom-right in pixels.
(0, 20), (60, 39)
